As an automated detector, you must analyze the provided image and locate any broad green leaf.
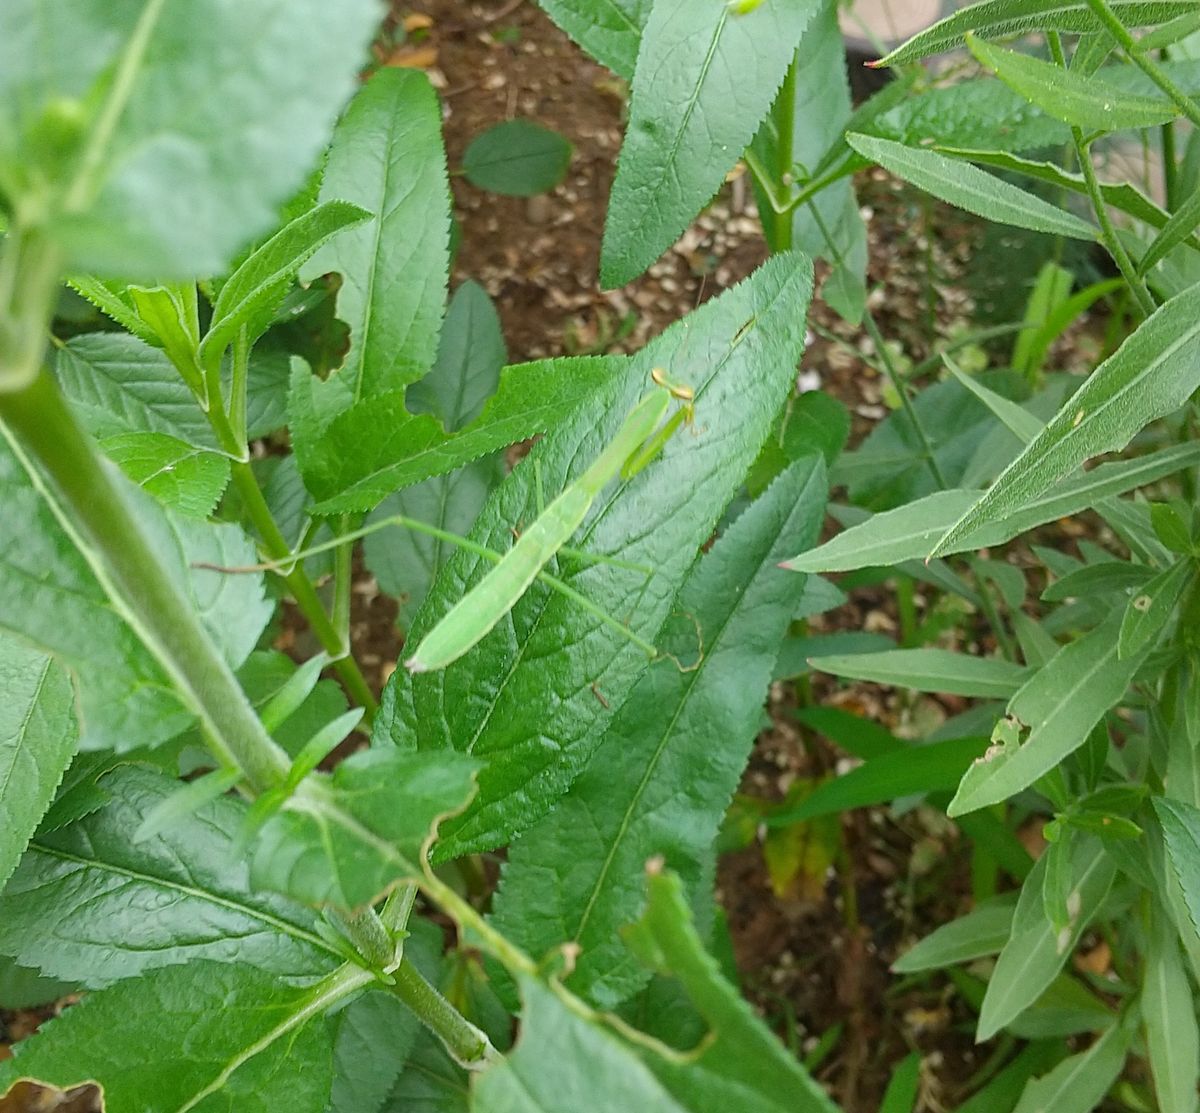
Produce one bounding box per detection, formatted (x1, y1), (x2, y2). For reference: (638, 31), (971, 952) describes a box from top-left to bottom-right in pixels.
(383, 1032), (468, 1112)
(1118, 558), (1194, 658)
(251, 748), (479, 909)
(295, 355), (616, 513)
(0, 441), (271, 750)
(407, 279), (508, 432)
(1144, 904), (1200, 1113)
(877, 0), (1196, 66)
(463, 120), (573, 197)
(300, 68), (450, 408)
(978, 838), (1116, 1040)
(968, 35), (1177, 131)
(621, 869), (840, 1113)
(328, 990), (420, 1113)
(810, 648), (1029, 698)
(53, 332), (216, 448)
(846, 134), (1097, 241)
(1155, 797), (1200, 938)
(491, 457), (827, 1007)
(766, 737), (991, 825)
(789, 443), (1200, 572)
(600, 0), (820, 287)
(473, 973), (690, 1113)
(0, 957), (78, 1010)
(0, 961), (342, 1111)
(949, 612), (1143, 816)
(0, 0), (381, 278)
(892, 894), (1018, 972)
(0, 765), (338, 985)
(100, 431), (230, 517)
(200, 199), (370, 370)
(935, 282), (1200, 557)
(532, 0), (650, 78)
(1012, 1021), (1131, 1113)
(381, 254), (815, 858)
(0, 636), (76, 891)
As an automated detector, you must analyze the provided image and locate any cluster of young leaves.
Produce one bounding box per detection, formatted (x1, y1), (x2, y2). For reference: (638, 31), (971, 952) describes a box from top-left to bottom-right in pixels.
(0, 1), (857, 1110)
(775, 1), (1200, 1109)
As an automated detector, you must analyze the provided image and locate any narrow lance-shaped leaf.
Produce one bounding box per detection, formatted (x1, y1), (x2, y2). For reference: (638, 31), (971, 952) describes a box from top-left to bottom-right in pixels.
(200, 199), (370, 371)
(1011, 1020), (1132, 1113)
(977, 838), (1116, 1041)
(846, 133), (1097, 241)
(949, 611), (1144, 817)
(300, 67), (451, 409)
(491, 456), (828, 1007)
(1118, 558), (1194, 659)
(932, 280), (1200, 558)
(0, 636), (76, 891)
(380, 253), (815, 859)
(1143, 903), (1200, 1113)
(810, 648), (1029, 699)
(0, 961), (348, 1113)
(876, 0), (1197, 67)
(892, 894), (1019, 973)
(601, 0), (821, 286)
(785, 443), (1200, 572)
(967, 34), (1177, 132)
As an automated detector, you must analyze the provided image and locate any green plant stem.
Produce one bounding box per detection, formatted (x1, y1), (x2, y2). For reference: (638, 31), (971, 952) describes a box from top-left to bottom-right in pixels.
(1084, 0), (1200, 129)
(388, 956), (501, 1071)
(229, 463), (378, 721)
(0, 227), (63, 392)
(0, 369), (291, 793)
(768, 51), (798, 251)
(861, 310), (949, 489)
(1048, 32), (1157, 317)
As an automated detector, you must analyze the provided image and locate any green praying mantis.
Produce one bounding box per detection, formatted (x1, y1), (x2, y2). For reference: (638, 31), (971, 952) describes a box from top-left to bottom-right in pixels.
(205, 368), (697, 672)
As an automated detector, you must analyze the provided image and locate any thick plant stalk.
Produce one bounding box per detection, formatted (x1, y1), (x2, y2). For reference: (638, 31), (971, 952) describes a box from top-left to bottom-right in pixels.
(0, 369), (291, 793)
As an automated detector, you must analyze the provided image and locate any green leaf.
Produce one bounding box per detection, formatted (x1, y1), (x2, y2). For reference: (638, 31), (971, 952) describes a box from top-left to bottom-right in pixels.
(892, 894), (1018, 973)
(463, 120), (573, 197)
(1143, 904), (1200, 1113)
(949, 612), (1143, 816)
(846, 133), (1097, 241)
(1012, 1021), (1130, 1113)
(600, 0), (820, 286)
(300, 68), (451, 407)
(53, 332), (216, 448)
(766, 737), (991, 825)
(381, 254), (814, 858)
(383, 1032), (468, 1111)
(100, 431), (230, 517)
(200, 199), (370, 371)
(968, 35), (1177, 131)
(491, 457), (827, 1007)
(0, 442), (271, 751)
(1155, 798), (1200, 939)
(0, 957), (78, 1010)
(880, 1053), (921, 1113)
(621, 869), (840, 1113)
(1118, 558), (1194, 658)
(408, 279), (508, 432)
(0, 0), (381, 278)
(1140, 180), (1200, 274)
(0, 961), (342, 1111)
(942, 357), (1044, 443)
(1041, 560), (1152, 602)
(877, 0), (1196, 66)
(977, 838), (1116, 1041)
(532, 0), (649, 78)
(251, 748), (479, 909)
(328, 990), (420, 1113)
(791, 443), (1200, 572)
(66, 275), (159, 344)
(295, 355), (616, 513)
(0, 765), (339, 985)
(810, 648), (1029, 698)
(935, 282), (1200, 557)
(0, 636), (76, 891)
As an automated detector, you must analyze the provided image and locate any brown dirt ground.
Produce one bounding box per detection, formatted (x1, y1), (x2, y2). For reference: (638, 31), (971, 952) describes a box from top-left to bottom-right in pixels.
(3, 4), (1113, 1111)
